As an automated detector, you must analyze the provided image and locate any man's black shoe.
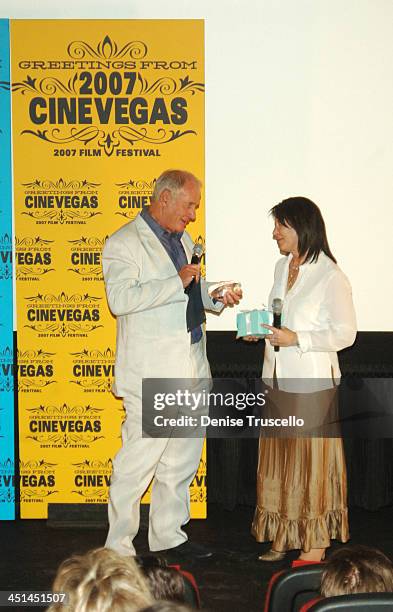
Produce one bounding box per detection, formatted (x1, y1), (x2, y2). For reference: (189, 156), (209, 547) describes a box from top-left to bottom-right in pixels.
(161, 541), (214, 562)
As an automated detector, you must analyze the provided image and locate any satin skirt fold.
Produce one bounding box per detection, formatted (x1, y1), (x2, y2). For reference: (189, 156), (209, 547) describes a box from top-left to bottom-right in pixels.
(251, 389), (349, 552)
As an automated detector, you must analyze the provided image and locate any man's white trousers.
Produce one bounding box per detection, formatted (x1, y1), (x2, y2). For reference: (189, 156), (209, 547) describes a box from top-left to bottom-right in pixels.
(105, 337), (209, 555)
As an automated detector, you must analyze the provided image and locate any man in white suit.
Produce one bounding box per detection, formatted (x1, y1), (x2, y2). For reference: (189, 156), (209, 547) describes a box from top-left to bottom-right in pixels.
(103, 169), (241, 558)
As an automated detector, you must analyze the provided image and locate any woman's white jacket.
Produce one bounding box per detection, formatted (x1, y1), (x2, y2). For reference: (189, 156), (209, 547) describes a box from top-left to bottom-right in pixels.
(263, 252), (357, 389)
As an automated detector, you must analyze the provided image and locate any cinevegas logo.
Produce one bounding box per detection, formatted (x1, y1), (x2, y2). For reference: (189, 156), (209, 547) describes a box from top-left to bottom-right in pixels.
(24, 292), (103, 338)
(26, 403), (104, 449)
(0, 346), (13, 393)
(68, 236), (107, 281)
(70, 347), (115, 392)
(12, 35), (203, 157)
(21, 179), (101, 225)
(19, 459), (58, 503)
(17, 349), (56, 393)
(116, 178), (155, 221)
(190, 457), (206, 504)
(16, 236), (54, 281)
(72, 459), (112, 503)
(0, 233), (12, 281)
(0, 459), (15, 505)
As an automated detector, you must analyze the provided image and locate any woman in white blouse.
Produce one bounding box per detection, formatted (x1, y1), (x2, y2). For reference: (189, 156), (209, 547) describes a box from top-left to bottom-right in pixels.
(250, 196), (357, 563)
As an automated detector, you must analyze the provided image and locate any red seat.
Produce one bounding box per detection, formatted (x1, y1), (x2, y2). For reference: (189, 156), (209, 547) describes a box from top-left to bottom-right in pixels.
(264, 564), (325, 612)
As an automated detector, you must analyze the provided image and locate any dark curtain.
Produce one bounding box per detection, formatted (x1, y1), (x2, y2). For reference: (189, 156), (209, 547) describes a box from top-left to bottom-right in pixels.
(206, 331), (393, 511)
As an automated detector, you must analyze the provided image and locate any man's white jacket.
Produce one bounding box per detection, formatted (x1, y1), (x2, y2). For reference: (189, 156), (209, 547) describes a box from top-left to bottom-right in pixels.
(103, 214), (222, 397)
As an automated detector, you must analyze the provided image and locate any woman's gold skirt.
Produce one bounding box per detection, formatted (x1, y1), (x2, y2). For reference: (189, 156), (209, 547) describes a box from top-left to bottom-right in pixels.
(251, 387), (349, 552)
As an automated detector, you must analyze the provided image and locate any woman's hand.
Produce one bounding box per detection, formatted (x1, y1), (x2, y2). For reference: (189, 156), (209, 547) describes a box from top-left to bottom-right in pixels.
(242, 335), (261, 343)
(262, 324), (298, 348)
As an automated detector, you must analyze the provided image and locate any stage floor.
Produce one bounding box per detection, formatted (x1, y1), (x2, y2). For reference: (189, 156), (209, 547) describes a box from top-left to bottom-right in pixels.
(1, 504), (393, 611)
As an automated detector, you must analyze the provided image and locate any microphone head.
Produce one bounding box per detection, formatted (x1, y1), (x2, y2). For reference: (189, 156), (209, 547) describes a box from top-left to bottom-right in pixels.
(192, 243), (204, 259)
(272, 298), (283, 314)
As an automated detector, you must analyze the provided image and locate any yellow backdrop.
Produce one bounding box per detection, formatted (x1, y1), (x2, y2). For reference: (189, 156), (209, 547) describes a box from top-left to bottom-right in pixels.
(11, 19), (206, 518)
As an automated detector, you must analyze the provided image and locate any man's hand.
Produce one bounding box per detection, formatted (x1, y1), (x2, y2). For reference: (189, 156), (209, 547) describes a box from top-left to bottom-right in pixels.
(179, 264), (201, 288)
(215, 288), (243, 307)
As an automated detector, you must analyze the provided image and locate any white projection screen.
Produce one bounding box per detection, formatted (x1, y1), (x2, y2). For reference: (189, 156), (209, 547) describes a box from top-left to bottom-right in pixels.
(3, 0), (393, 331)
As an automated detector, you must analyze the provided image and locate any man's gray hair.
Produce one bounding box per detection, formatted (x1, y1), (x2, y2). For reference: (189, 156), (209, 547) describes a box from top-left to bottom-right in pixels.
(151, 169), (201, 202)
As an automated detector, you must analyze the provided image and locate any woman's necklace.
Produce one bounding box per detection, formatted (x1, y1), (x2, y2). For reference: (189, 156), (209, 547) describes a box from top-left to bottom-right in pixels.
(287, 259), (301, 290)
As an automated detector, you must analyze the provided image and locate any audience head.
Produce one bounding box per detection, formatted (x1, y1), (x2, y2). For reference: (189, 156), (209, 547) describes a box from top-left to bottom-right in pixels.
(321, 545), (393, 597)
(47, 547), (153, 612)
(140, 603), (193, 612)
(136, 555), (186, 603)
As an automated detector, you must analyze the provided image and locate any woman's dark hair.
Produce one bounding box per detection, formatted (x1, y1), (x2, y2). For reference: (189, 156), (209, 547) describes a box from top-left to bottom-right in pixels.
(270, 196), (336, 263)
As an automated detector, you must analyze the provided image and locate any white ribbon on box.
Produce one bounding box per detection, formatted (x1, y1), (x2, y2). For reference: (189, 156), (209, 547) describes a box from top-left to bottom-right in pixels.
(244, 310), (252, 335)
